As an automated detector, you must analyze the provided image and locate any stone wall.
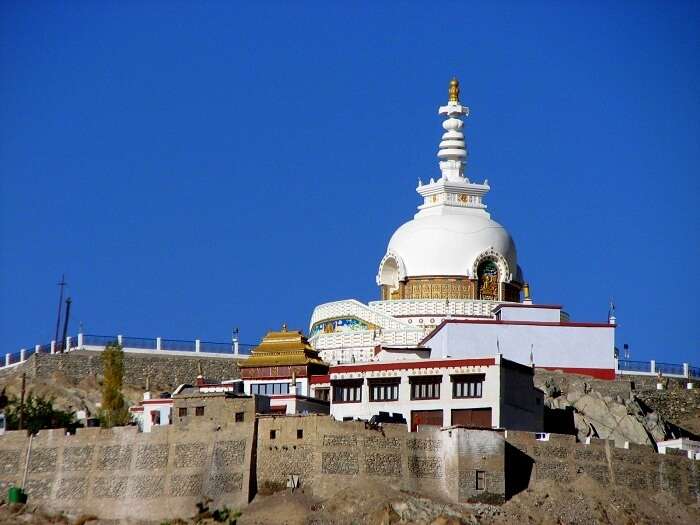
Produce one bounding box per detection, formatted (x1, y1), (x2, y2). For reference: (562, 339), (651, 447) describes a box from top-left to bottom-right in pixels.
(0, 350), (242, 388)
(506, 431), (700, 505)
(255, 416), (506, 504)
(0, 420), (254, 521)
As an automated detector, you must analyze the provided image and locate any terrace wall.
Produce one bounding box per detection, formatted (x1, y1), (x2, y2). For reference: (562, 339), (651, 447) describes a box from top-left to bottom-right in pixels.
(0, 350), (242, 389)
(255, 416), (506, 504)
(506, 431), (700, 504)
(0, 420), (254, 521)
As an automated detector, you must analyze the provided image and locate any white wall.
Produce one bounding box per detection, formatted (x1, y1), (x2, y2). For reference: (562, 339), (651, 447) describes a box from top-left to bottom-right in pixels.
(428, 321), (615, 374)
(496, 305), (560, 322)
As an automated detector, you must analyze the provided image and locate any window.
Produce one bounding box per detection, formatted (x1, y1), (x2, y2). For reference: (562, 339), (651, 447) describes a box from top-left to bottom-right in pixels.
(250, 382), (302, 396)
(369, 378), (400, 402)
(270, 429), (277, 439)
(297, 429), (303, 439)
(451, 374), (484, 398)
(314, 388), (330, 402)
(195, 406), (205, 416)
(332, 380), (362, 403)
(235, 412), (244, 422)
(178, 407), (187, 417)
(476, 470), (485, 491)
(410, 376), (441, 400)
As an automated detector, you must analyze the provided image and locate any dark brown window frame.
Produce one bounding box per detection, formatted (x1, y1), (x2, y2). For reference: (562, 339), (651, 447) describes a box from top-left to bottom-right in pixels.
(451, 374), (485, 399)
(368, 377), (400, 402)
(235, 412), (244, 422)
(332, 379), (363, 404)
(195, 406), (205, 416)
(178, 407), (187, 417)
(409, 376), (442, 400)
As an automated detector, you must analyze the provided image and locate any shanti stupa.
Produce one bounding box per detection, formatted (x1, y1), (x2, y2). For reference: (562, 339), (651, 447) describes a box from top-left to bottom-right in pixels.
(309, 79), (528, 364)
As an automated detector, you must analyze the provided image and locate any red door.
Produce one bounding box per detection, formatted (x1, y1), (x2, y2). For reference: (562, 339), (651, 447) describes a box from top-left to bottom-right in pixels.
(450, 408), (492, 428)
(411, 410), (443, 432)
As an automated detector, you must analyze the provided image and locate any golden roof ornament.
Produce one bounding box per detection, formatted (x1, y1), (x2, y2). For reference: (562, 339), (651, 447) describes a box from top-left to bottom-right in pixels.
(448, 77), (460, 102)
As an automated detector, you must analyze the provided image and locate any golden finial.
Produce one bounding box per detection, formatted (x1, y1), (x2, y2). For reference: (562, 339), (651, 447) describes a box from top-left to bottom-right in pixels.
(448, 77), (460, 102)
(523, 282), (531, 301)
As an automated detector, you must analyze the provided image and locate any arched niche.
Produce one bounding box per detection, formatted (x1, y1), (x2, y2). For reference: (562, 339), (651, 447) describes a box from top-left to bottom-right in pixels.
(377, 252), (406, 300)
(476, 259), (500, 300)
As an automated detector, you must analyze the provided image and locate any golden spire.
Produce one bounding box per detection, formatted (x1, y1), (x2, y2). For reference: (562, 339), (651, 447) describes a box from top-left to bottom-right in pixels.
(448, 77), (460, 102)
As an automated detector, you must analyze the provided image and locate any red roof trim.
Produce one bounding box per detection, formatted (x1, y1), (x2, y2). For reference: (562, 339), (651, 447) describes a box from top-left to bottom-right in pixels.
(141, 399), (174, 405)
(330, 357), (496, 374)
(420, 318), (614, 346)
(310, 374), (330, 384)
(539, 366), (616, 381)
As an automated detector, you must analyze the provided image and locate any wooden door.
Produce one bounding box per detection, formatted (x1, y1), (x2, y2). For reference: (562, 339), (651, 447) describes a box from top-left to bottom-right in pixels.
(451, 408), (492, 428)
(411, 410), (443, 432)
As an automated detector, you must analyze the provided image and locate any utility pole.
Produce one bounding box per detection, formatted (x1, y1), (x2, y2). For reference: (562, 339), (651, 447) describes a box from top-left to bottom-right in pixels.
(54, 275), (67, 348)
(19, 372), (26, 431)
(60, 298), (72, 353)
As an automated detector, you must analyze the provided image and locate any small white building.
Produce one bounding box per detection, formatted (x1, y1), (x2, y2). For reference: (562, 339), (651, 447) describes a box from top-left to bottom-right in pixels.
(328, 353), (543, 432)
(129, 392), (173, 433)
(422, 303), (616, 380)
(657, 438), (700, 460)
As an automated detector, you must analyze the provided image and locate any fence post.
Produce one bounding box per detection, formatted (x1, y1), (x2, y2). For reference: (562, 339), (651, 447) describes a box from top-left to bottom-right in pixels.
(78, 333), (83, 348)
(156, 337), (162, 351)
(683, 363), (689, 378)
(234, 340), (239, 355)
(50, 340), (56, 354)
(650, 360), (656, 374)
(66, 336), (72, 351)
(20, 349), (26, 362)
(117, 334), (123, 346)
(5, 354), (9, 366)
(195, 339), (201, 353)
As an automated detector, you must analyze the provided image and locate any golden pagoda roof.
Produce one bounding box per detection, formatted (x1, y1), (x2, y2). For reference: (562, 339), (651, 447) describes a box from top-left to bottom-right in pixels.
(239, 326), (326, 368)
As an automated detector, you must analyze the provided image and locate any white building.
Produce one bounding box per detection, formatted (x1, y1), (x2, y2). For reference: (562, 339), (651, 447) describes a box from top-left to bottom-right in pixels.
(328, 353), (543, 432)
(657, 438), (700, 460)
(129, 392), (173, 433)
(308, 79), (615, 378)
(423, 304), (616, 380)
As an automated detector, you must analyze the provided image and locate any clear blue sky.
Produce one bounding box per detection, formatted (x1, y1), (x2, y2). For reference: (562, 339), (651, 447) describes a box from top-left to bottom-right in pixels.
(1, 1), (698, 364)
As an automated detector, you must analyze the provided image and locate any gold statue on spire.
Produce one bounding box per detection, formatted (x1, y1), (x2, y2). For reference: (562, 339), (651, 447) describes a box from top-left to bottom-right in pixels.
(448, 77), (460, 102)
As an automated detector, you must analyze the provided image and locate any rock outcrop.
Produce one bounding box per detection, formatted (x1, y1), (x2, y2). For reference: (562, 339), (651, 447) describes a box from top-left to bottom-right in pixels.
(536, 370), (674, 446)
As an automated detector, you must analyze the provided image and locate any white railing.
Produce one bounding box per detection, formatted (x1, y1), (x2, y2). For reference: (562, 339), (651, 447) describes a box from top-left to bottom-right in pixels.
(1, 333), (252, 370)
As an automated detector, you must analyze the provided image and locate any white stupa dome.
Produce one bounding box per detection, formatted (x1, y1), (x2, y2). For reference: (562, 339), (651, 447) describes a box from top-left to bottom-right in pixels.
(386, 208), (517, 279)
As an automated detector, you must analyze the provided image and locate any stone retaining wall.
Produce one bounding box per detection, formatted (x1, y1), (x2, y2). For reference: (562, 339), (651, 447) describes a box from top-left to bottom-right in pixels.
(506, 431), (700, 504)
(0, 350), (242, 388)
(255, 416), (506, 504)
(0, 421), (254, 521)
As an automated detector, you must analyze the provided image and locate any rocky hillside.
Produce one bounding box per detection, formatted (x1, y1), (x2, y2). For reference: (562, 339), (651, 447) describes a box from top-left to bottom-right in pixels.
(535, 370), (698, 446)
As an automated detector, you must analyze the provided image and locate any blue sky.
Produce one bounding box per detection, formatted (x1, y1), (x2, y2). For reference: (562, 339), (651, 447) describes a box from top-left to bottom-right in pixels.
(1, 1), (698, 364)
